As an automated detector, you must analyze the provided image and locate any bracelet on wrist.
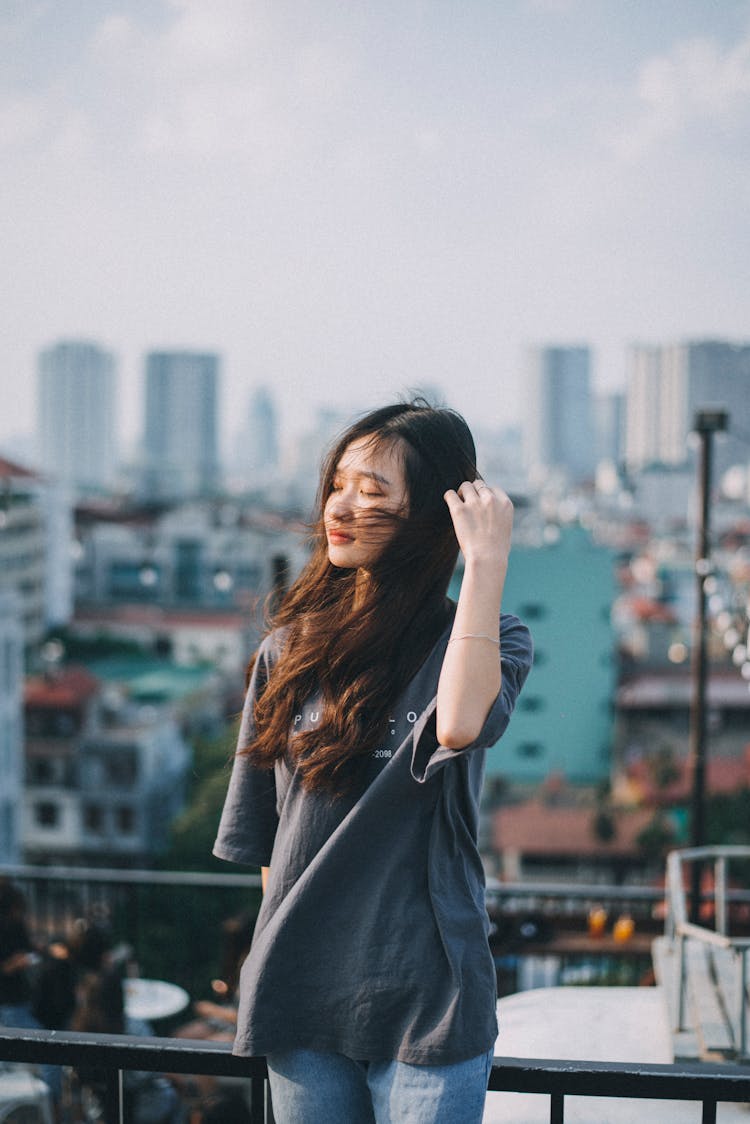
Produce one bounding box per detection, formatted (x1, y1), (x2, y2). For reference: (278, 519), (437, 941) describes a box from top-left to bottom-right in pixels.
(448, 633), (500, 646)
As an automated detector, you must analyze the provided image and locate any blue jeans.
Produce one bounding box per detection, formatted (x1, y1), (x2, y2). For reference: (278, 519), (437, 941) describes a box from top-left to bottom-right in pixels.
(266, 1046), (494, 1123)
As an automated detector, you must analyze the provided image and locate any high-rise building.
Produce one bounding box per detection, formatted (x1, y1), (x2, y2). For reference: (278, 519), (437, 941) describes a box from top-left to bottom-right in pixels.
(142, 351), (220, 499)
(524, 346), (596, 483)
(593, 390), (625, 467)
(233, 386), (280, 485)
(37, 340), (117, 491)
(625, 340), (750, 474)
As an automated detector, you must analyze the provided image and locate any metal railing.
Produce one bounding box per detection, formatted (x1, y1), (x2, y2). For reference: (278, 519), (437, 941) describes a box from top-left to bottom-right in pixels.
(666, 846), (750, 1058)
(3, 1027), (750, 1124)
(0, 862), (263, 1001)
(2, 863), (673, 998)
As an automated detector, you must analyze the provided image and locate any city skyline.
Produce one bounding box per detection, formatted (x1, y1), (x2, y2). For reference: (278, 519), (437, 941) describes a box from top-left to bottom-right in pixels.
(2, 1), (750, 454)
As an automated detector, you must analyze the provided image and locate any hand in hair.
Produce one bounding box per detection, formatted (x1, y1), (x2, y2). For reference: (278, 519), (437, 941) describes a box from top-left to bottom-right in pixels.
(443, 481), (513, 568)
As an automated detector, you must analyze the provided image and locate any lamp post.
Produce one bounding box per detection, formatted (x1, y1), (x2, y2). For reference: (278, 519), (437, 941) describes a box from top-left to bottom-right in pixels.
(688, 408), (728, 924)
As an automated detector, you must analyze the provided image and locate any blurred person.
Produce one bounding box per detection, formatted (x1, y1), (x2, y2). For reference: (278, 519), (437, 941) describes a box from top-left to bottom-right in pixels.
(186, 911), (253, 1033)
(31, 935), (77, 1032)
(71, 971), (186, 1124)
(171, 913), (254, 1108)
(0, 877), (63, 1110)
(68, 915), (133, 976)
(0, 877), (39, 1028)
(214, 401), (533, 1123)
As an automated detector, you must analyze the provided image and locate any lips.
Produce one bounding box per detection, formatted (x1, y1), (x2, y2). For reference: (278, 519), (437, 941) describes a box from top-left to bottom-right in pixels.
(327, 527), (354, 544)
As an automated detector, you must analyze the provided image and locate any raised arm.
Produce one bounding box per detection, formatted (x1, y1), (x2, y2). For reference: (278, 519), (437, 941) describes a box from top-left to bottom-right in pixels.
(436, 481), (513, 749)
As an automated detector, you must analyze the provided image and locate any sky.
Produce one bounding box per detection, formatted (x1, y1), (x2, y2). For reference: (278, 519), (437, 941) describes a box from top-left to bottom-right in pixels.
(1, 0), (749, 459)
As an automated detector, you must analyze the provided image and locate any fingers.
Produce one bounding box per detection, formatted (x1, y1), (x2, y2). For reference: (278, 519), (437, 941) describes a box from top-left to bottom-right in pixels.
(443, 488), (464, 515)
(461, 480), (492, 501)
(445, 480), (499, 504)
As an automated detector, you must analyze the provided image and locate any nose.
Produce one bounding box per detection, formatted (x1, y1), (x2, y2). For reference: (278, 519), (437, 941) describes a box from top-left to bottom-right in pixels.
(326, 489), (354, 522)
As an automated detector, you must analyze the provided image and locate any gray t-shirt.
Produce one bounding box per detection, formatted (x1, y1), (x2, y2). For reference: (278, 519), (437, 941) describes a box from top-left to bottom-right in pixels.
(213, 608), (532, 1065)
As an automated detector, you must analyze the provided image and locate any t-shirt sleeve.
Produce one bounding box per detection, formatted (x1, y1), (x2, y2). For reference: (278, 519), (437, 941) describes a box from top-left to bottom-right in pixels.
(212, 638), (280, 866)
(411, 613), (533, 784)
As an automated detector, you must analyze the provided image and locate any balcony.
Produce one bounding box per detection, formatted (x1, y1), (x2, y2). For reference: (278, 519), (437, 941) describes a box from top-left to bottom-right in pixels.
(2, 859), (750, 1121)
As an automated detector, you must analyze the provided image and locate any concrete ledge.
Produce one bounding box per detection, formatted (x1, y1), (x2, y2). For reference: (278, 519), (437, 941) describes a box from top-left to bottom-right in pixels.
(486, 986), (749, 1122)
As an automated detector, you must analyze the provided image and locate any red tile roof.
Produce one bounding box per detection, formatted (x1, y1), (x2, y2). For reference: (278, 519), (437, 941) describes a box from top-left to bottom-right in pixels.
(25, 666), (101, 707)
(492, 801), (657, 858)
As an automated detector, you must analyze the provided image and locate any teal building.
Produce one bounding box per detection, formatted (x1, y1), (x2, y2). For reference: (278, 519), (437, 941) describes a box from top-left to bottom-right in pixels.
(451, 525), (616, 784)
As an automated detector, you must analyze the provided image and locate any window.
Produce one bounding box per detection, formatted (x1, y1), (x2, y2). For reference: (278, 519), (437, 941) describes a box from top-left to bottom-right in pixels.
(83, 804), (104, 833)
(35, 801), (59, 828)
(116, 806), (135, 834)
(109, 561), (161, 601)
(25, 711), (45, 736)
(25, 708), (80, 737)
(54, 712), (76, 736)
(29, 758), (55, 784)
(519, 603), (547, 620)
(106, 750), (137, 787)
(175, 540), (203, 600)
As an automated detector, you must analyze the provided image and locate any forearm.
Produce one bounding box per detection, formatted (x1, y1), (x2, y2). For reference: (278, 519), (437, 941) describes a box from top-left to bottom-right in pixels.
(436, 556), (506, 748)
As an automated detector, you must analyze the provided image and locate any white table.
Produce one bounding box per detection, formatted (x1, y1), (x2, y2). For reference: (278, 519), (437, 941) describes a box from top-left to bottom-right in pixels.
(123, 978), (190, 1021)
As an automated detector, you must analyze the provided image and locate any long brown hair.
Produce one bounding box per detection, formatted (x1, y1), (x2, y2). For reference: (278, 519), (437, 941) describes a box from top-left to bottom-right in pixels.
(243, 400), (478, 795)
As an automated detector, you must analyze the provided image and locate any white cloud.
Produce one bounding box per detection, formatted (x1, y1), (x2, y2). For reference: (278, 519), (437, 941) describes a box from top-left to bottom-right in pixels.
(523, 0), (582, 13)
(86, 0), (354, 164)
(161, 0), (266, 70)
(0, 1), (49, 46)
(414, 127), (442, 155)
(89, 12), (142, 55)
(0, 94), (46, 147)
(48, 108), (94, 160)
(613, 32), (750, 162)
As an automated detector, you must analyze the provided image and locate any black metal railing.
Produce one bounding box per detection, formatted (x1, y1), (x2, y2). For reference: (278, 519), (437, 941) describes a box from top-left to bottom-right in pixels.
(0, 862), (263, 1001)
(3, 1028), (750, 1124)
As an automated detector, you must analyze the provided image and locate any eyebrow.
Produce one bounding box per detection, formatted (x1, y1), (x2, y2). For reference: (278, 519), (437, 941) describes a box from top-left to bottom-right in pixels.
(333, 467), (391, 487)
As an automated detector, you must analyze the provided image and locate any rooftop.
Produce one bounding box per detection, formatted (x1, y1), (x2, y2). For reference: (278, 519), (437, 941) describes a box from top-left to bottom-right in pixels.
(81, 654), (218, 703)
(492, 800), (655, 858)
(24, 666), (101, 707)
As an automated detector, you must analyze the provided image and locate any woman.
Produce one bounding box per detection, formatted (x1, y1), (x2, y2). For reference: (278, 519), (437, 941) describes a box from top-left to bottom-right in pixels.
(214, 401), (533, 1123)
